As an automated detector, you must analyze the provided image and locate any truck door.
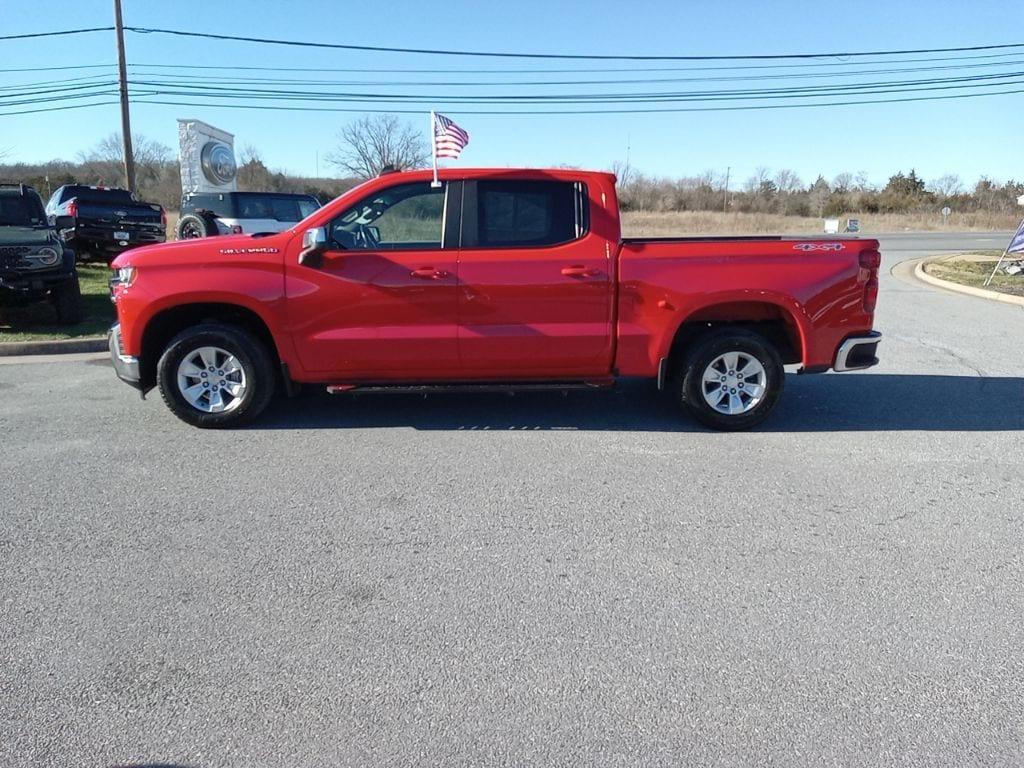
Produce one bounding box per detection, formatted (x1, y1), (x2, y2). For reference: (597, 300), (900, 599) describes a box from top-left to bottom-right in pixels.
(284, 180), (461, 379)
(456, 179), (613, 378)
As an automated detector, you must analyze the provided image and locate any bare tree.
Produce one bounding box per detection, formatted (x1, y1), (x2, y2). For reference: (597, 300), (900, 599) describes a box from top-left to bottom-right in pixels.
(832, 172), (854, 194)
(78, 133), (172, 188)
(743, 166), (772, 194)
(327, 115), (429, 179)
(773, 168), (803, 194)
(929, 173), (963, 198)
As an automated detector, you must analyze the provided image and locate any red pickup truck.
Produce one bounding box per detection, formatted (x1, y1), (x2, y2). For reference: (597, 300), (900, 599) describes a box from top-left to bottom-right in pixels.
(109, 168), (881, 430)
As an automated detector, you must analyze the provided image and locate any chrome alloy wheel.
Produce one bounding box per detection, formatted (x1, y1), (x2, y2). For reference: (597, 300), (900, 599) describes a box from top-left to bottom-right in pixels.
(176, 346), (246, 413)
(700, 351), (767, 416)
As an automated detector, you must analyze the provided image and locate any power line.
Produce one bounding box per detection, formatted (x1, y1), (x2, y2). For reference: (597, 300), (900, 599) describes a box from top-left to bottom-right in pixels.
(3, 82), (1022, 118)
(123, 70), (1024, 104)
(0, 63), (115, 73)
(127, 87), (1024, 115)
(0, 100), (120, 117)
(124, 26), (1024, 62)
(0, 27), (113, 41)
(119, 58), (1024, 88)
(123, 50), (1024, 74)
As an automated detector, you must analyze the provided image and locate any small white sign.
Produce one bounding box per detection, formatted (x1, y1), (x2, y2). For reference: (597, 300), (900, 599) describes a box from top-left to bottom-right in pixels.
(941, 206), (952, 217)
(823, 218), (840, 234)
(1017, 194), (1024, 207)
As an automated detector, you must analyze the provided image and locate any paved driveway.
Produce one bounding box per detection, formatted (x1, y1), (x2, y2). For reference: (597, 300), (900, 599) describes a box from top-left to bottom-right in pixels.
(2, 233), (1022, 767)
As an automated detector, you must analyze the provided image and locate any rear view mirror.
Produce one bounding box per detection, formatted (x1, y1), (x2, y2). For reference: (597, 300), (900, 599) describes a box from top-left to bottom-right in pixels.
(299, 226), (327, 267)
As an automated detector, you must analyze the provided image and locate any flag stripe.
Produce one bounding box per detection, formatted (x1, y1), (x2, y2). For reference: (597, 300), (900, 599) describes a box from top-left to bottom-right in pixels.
(433, 112), (469, 160)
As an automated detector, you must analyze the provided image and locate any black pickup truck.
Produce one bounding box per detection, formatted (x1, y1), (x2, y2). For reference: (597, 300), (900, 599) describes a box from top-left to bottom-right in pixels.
(45, 185), (166, 262)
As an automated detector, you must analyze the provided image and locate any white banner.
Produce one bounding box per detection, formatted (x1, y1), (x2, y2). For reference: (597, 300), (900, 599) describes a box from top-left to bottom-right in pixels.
(177, 119), (237, 196)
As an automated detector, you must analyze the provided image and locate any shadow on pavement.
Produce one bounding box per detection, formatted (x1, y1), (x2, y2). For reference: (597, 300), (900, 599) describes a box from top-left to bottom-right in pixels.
(251, 374), (1024, 433)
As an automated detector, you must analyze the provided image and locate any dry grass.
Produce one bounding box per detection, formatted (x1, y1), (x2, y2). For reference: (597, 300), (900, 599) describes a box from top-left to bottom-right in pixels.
(621, 210), (1021, 237)
(162, 209), (1016, 241)
(924, 252), (1024, 297)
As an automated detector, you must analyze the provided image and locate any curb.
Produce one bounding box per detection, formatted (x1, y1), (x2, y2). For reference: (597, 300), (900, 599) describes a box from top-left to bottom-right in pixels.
(914, 256), (1024, 308)
(0, 336), (107, 357)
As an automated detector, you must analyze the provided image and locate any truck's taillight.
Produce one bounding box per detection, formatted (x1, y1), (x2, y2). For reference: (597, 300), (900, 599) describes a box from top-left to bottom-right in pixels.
(859, 249), (881, 270)
(160, 208), (167, 228)
(67, 200), (78, 218)
(859, 249), (881, 313)
(863, 276), (879, 313)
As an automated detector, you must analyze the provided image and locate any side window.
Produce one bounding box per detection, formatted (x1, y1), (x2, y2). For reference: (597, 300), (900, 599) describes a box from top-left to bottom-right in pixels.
(329, 182), (444, 250)
(477, 180), (584, 248)
(45, 190), (59, 214)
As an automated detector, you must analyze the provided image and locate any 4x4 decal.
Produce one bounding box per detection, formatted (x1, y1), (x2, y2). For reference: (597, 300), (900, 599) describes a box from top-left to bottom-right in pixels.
(793, 242), (846, 252)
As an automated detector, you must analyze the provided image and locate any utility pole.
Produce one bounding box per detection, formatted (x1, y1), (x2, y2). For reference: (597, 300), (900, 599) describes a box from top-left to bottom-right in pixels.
(723, 166), (730, 212)
(114, 0), (136, 193)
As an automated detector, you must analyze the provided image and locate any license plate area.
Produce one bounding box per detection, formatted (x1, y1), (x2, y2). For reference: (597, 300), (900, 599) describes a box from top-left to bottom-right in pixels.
(114, 231), (130, 240)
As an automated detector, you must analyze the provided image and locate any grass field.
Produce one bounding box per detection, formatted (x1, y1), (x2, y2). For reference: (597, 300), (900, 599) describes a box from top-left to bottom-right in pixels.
(0, 264), (114, 342)
(165, 210), (1018, 241)
(2, 211), (1019, 344)
(620, 210), (1021, 237)
(923, 251), (1024, 297)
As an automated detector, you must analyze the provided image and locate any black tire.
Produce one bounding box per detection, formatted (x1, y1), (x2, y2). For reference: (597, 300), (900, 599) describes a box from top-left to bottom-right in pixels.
(156, 323), (276, 428)
(176, 213), (217, 240)
(51, 276), (84, 325)
(674, 327), (784, 431)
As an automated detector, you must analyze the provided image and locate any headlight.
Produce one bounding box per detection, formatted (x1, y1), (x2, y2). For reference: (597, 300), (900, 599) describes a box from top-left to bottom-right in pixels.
(115, 266), (137, 287)
(27, 246), (60, 268)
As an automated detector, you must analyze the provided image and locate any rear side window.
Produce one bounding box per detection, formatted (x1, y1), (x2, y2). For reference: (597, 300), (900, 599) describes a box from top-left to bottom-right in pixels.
(476, 180), (585, 248)
(185, 194), (233, 218)
(65, 187), (135, 204)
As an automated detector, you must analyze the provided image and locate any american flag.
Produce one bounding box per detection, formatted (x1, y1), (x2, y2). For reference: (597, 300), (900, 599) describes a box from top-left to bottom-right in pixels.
(433, 112), (469, 159)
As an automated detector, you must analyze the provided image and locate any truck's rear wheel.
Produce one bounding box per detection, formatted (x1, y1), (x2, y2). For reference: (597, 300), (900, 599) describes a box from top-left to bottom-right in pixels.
(675, 328), (784, 431)
(156, 323), (275, 428)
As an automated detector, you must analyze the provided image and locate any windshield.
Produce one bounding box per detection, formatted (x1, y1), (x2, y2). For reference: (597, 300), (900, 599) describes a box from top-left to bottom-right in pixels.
(0, 195), (46, 227)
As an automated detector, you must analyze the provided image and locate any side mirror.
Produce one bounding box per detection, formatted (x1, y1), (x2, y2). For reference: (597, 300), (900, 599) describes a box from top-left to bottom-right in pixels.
(54, 215), (75, 233)
(298, 226), (328, 267)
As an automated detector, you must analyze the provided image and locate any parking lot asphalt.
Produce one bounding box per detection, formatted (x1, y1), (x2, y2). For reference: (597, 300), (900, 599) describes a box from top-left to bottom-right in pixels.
(2, 232), (1023, 767)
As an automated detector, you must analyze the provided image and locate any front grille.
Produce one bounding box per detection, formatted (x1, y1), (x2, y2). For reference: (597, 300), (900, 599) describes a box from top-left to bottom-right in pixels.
(0, 246), (31, 270)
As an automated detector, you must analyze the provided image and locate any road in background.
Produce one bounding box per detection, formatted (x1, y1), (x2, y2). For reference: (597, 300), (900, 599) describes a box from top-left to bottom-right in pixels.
(2, 233), (1022, 767)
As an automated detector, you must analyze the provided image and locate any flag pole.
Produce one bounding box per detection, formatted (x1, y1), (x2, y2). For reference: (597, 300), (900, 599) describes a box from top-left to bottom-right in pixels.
(983, 248), (1009, 287)
(430, 111), (441, 188)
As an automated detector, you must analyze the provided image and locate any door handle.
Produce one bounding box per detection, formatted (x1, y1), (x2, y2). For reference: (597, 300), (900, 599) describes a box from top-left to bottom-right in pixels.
(561, 265), (599, 277)
(411, 267), (448, 279)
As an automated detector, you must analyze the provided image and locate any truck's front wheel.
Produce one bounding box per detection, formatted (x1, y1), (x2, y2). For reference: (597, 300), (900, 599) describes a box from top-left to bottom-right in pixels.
(156, 323), (275, 428)
(675, 328), (784, 431)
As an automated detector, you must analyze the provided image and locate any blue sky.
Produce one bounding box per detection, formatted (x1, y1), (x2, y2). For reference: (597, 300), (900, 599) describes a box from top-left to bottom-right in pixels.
(2, 0), (1023, 188)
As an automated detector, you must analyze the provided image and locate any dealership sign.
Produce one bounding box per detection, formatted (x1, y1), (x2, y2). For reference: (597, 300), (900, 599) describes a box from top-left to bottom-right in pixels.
(177, 119), (237, 195)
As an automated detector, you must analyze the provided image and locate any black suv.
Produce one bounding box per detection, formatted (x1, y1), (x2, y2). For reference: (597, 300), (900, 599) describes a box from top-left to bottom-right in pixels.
(0, 183), (83, 324)
(176, 191), (321, 239)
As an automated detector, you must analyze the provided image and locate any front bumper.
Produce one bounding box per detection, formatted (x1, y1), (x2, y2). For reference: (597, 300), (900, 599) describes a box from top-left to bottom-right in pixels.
(0, 268), (74, 297)
(834, 331), (882, 372)
(109, 323), (142, 389)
